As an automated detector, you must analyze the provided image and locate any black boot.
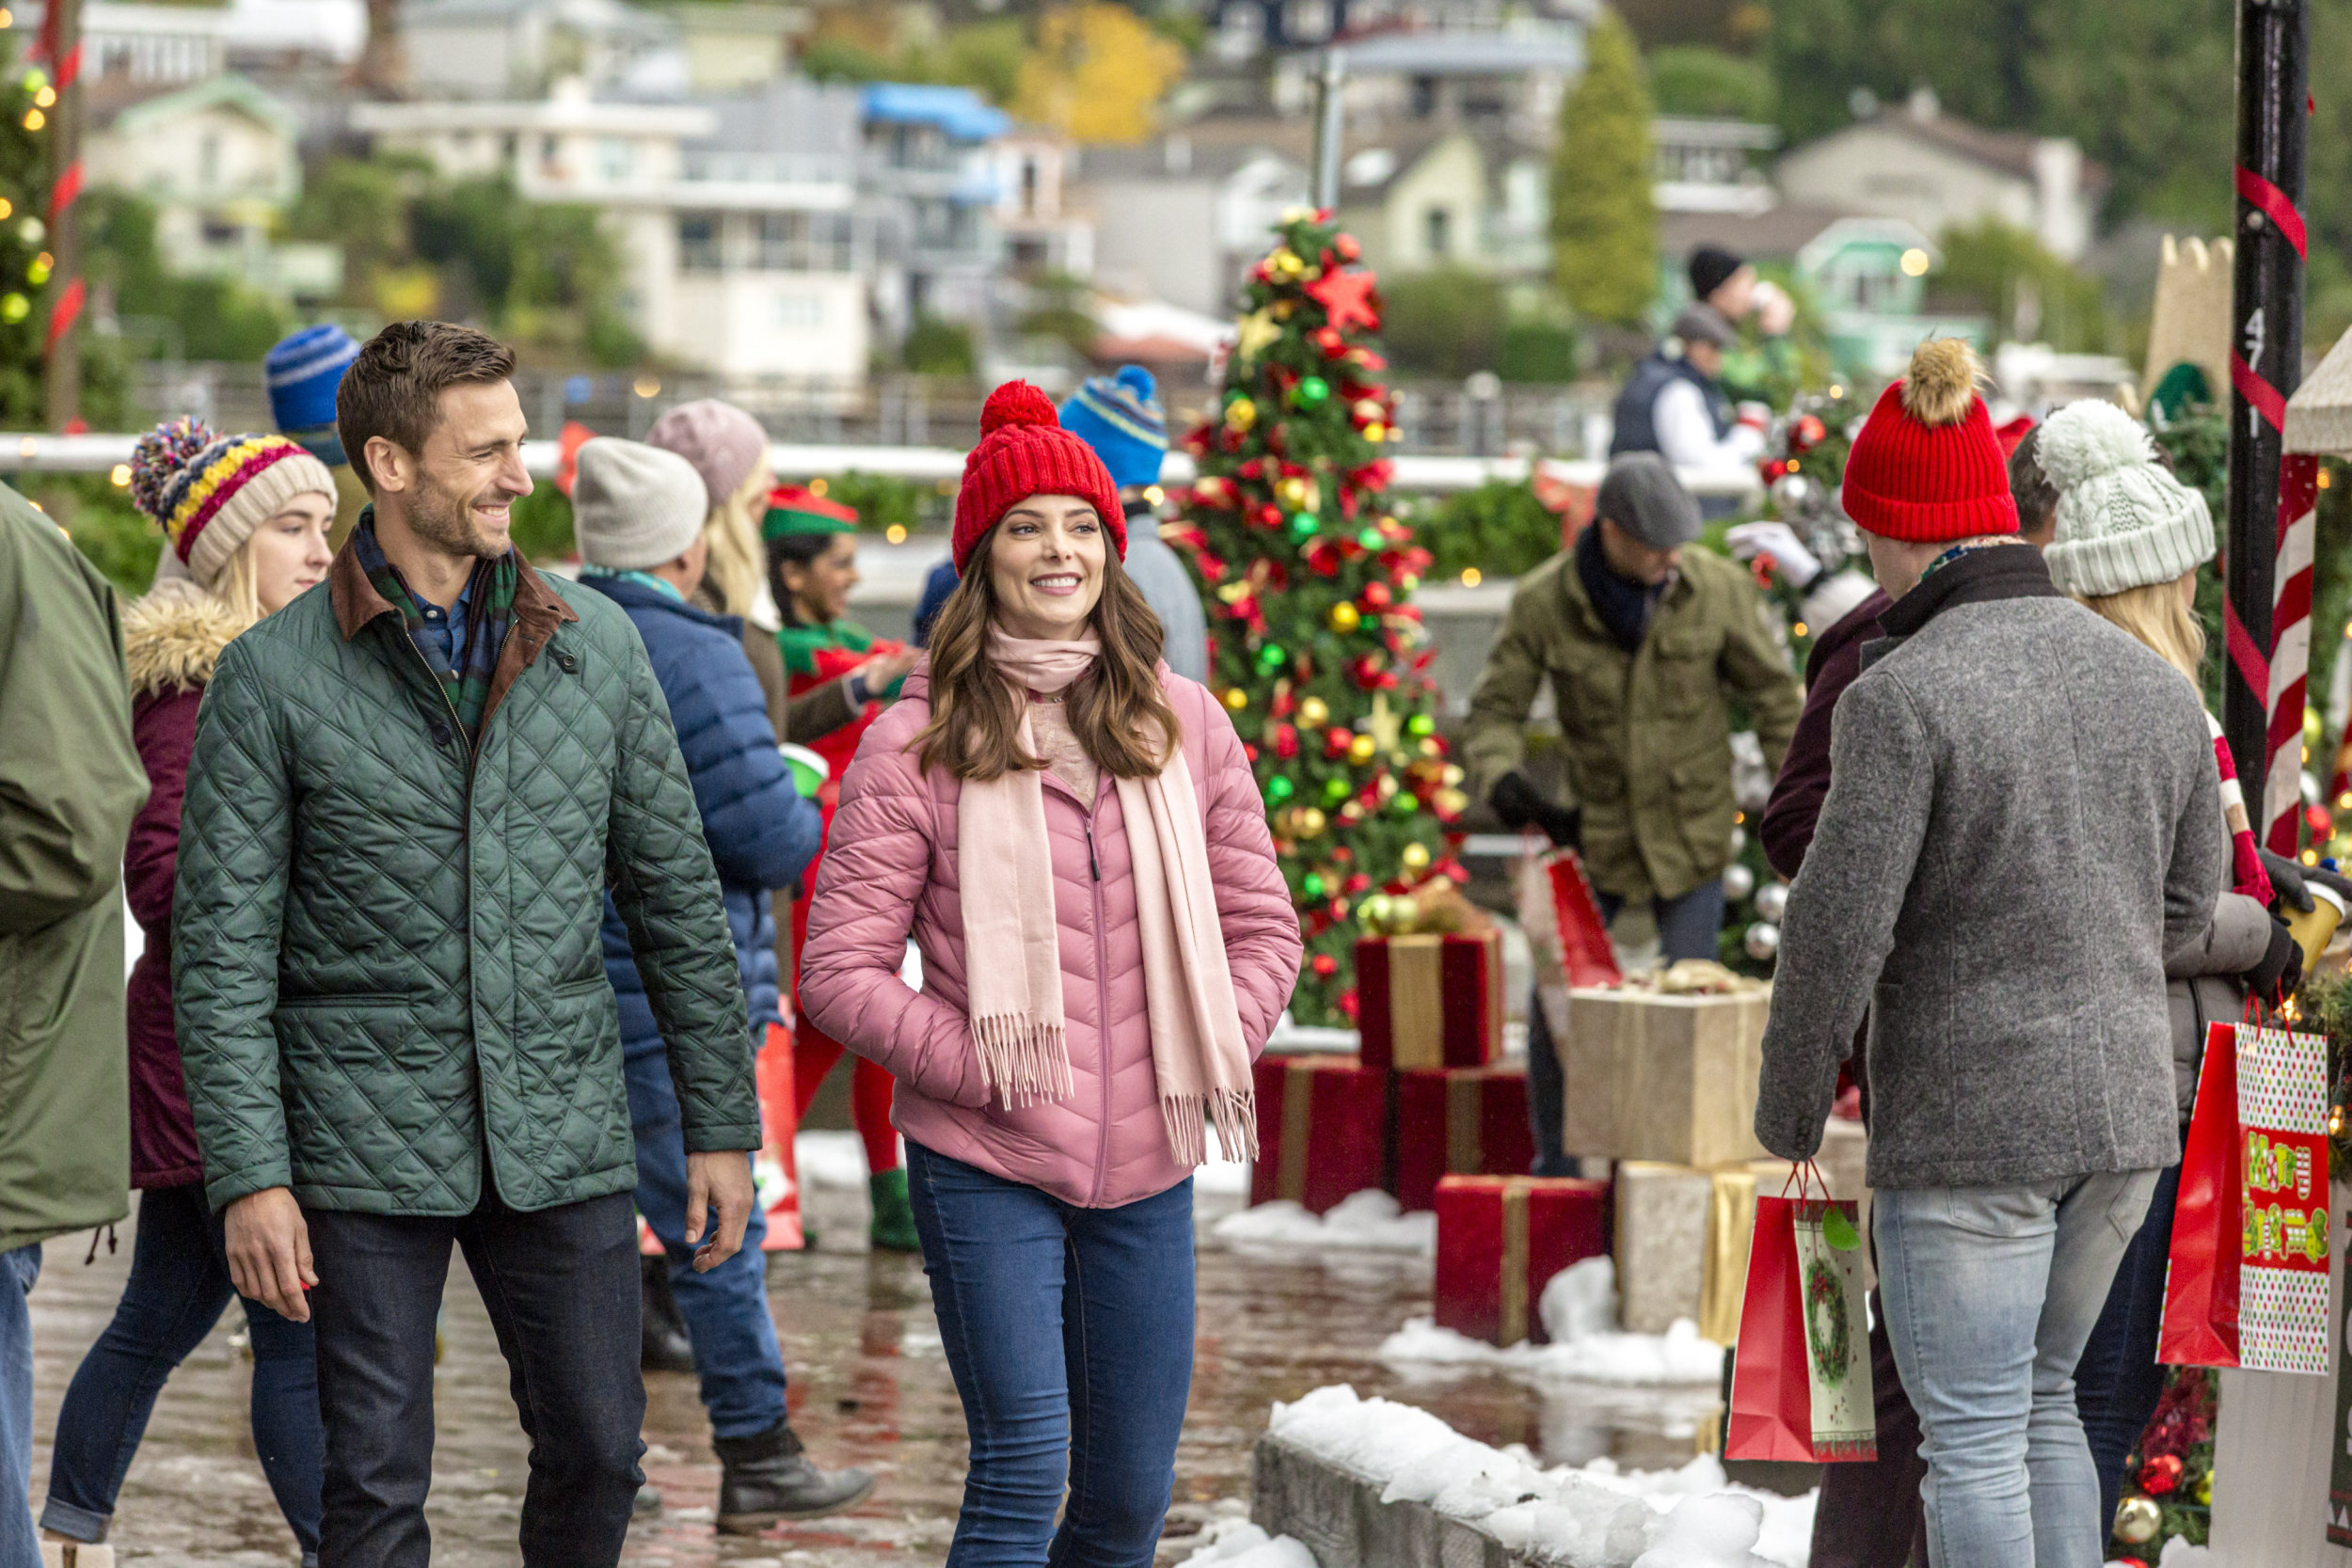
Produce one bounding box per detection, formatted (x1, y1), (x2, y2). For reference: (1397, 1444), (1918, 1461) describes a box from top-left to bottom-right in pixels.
(640, 1256), (695, 1374)
(713, 1422), (875, 1533)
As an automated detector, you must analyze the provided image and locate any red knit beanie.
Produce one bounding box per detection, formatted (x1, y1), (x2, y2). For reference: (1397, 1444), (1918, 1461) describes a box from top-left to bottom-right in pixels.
(1840, 339), (2020, 541)
(953, 381), (1126, 574)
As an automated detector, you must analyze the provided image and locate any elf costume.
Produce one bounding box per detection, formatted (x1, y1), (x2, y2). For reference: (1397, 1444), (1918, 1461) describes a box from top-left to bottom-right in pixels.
(766, 486), (918, 1249)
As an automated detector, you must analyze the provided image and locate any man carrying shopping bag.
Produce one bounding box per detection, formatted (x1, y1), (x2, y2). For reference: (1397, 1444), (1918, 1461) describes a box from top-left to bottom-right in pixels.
(1753, 339), (2227, 1568)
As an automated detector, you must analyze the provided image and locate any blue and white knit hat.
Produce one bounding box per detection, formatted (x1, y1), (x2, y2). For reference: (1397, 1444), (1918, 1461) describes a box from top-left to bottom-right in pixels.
(1057, 365), (1166, 491)
(265, 325), (360, 442)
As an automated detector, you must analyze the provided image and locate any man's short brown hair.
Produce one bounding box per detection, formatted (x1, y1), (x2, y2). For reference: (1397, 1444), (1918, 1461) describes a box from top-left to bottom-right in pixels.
(337, 321), (517, 495)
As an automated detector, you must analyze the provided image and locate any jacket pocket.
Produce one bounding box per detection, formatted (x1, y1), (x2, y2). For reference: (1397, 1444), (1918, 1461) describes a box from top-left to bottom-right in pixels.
(275, 990), (421, 1010)
(1647, 627), (1719, 717)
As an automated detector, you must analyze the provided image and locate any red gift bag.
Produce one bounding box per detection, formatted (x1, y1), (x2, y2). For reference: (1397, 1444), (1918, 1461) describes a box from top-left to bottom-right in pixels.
(2158, 1019), (2242, 1367)
(1726, 1169), (1876, 1463)
(1547, 849), (1623, 989)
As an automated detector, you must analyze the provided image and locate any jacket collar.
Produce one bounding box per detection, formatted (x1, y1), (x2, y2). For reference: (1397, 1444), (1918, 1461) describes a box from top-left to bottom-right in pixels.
(1554, 531), (1691, 648)
(1875, 543), (2061, 642)
(328, 525), (577, 643)
(578, 570), (743, 636)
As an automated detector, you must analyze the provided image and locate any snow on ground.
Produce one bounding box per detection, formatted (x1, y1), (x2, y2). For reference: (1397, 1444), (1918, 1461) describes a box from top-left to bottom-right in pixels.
(1177, 1519), (1319, 1568)
(1211, 1189), (1438, 1253)
(1378, 1259), (1725, 1386)
(794, 1130), (886, 1189)
(1268, 1384), (1813, 1567)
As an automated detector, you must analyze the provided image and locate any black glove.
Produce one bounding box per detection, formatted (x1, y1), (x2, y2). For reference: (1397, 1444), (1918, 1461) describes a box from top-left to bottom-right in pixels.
(1490, 770), (1582, 849)
(2261, 848), (2313, 911)
(2244, 915), (2305, 1002)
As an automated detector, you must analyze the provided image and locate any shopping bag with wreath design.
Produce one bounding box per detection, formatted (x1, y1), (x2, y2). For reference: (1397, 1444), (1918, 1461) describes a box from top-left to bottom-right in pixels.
(1725, 1167), (1876, 1462)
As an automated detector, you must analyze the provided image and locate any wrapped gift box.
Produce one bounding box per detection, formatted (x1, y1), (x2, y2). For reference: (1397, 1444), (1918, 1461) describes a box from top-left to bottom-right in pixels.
(1248, 1053), (1389, 1214)
(1356, 930), (1504, 1070)
(1391, 1065), (1535, 1212)
(1615, 1161), (1782, 1341)
(1559, 987), (1771, 1166)
(1434, 1174), (1610, 1346)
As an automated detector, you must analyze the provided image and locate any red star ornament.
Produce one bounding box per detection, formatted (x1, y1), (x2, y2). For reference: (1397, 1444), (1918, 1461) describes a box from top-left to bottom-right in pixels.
(1307, 265), (1380, 335)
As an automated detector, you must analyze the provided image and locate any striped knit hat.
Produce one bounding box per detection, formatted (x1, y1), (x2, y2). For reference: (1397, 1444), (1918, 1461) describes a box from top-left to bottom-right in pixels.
(1057, 366), (1167, 490)
(131, 419), (338, 589)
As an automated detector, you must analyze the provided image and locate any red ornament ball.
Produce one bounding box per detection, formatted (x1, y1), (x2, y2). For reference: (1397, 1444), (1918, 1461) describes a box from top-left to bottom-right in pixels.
(1311, 952), (1339, 978)
(2139, 1454), (2183, 1497)
(1314, 325), (1345, 357)
(1361, 580), (1393, 610)
(1273, 723), (1299, 760)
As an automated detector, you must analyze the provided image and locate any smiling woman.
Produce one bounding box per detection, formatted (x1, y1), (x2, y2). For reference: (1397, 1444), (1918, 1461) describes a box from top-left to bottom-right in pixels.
(799, 380), (1301, 1568)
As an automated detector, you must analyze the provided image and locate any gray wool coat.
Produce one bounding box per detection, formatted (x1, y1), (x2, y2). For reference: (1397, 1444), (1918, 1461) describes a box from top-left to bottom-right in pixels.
(1754, 546), (2227, 1191)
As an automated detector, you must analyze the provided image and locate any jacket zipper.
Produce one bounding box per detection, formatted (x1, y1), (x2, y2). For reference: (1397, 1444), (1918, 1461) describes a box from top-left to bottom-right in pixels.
(1083, 798), (1114, 1207)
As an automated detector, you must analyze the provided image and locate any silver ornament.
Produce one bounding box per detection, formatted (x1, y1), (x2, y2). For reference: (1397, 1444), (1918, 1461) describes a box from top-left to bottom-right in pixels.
(1755, 881), (1789, 923)
(1728, 825), (1746, 857)
(2110, 1495), (2161, 1545)
(1743, 922), (1781, 961)
(1770, 472), (1815, 515)
(1723, 863), (1756, 901)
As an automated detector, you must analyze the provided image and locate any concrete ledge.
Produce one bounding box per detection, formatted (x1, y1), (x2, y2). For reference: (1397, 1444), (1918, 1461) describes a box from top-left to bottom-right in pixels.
(1251, 1433), (1523, 1568)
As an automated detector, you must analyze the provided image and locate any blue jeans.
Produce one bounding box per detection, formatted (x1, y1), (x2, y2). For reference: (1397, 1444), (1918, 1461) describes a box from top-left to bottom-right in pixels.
(621, 1050), (786, 1440)
(42, 1184), (321, 1560)
(2, 1244), (39, 1568)
(2073, 1160), (2182, 1537)
(1528, 878), (1725, 1175)
(1876, 1170), (2158, 1568)
(906, 1141), (1195, 1568)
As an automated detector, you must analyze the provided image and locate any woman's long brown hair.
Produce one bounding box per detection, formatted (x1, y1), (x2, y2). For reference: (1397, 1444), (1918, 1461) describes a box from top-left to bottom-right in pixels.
(914, 524), (1183, 781)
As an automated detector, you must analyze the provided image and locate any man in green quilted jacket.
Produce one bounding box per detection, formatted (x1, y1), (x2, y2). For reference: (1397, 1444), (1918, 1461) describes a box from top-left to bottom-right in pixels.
(174, 321), (763, 1568)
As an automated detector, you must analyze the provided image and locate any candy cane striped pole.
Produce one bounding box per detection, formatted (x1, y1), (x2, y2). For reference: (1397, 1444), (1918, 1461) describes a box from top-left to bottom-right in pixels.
(39, 0), (83, 430)
(2221, 0), (2312, 855)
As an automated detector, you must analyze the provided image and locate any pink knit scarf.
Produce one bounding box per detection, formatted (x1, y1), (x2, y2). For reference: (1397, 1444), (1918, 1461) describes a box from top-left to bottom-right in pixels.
(956, 628), (1257, 1164)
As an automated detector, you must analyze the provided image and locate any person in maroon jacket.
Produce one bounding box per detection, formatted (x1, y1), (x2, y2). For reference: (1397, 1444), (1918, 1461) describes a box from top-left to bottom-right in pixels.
(1758, 422), (2056, 1568)
(40, 422), (337, 1566)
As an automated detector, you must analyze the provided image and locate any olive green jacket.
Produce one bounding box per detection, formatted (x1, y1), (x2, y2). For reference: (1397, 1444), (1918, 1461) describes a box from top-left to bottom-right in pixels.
(174, 541), (759, 1216)
(1465, 546), (1802, 902)
(0, 491), (149, 1252)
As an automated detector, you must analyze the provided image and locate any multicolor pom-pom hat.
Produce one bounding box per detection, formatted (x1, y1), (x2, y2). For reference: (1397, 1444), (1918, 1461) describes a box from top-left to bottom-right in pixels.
(131, 418), (338, 589)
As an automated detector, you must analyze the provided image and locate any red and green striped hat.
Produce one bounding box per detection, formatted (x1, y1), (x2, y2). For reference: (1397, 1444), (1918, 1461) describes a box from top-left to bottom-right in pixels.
(762, 484), (858, 541)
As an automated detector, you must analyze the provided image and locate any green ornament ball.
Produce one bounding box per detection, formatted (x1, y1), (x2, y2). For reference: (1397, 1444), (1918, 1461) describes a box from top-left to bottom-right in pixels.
(1391, 793), (1418, 816)
(1301, 873), (1326, 898)
(1266, 774), (1295, 804)
(1258, 642), (1287, 670)
(1407, 714), (1436, 737)
(1357, 528), (1382, 550)
(1294, 376), (1329, 408)
(1288, 510), (1320, 541)
(1323, 777), (1350, 803)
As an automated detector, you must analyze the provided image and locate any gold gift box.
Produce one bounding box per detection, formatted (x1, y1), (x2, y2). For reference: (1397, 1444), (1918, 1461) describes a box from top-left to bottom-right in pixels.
(1560, 986), (1771, 1167)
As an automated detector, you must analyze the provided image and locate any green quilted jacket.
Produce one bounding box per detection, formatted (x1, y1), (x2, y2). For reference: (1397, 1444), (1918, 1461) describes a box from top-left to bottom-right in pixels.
(174, 542), (759, 1216)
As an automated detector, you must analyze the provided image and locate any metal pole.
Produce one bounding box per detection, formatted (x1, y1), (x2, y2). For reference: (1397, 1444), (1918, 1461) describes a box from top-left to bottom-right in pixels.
(2221, 0), (2312, 841)
(42, 0), (82, 432)
(1311, 47), (1346, 211)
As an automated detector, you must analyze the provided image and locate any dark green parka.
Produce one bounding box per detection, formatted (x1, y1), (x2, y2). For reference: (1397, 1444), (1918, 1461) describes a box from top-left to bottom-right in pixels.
(174, 542), (758, 1216)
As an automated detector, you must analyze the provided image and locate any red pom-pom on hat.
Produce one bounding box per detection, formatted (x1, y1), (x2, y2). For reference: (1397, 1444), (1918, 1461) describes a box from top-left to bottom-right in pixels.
(980, 379), (1059, 435)
(954, 379), (1126, 574)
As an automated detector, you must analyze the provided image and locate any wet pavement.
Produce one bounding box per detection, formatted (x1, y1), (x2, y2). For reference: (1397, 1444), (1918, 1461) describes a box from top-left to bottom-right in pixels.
(23, 1168), (1717, 1565)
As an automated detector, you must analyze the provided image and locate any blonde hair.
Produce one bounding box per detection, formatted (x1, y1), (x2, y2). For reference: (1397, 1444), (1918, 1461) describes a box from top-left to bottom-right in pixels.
(2080, 578), (2205, 684)
(209, 536), (264, 624)
(699, 465), (769, 617)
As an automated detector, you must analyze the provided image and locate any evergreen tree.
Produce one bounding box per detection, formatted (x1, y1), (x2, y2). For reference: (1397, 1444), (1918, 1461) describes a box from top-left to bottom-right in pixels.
(1168, 212), (1462, 1026)
(1549, 12), (1658, 328)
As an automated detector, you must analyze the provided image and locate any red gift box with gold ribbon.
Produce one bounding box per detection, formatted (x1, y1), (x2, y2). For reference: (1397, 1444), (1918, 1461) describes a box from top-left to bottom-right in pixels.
(1248, 1053), (1388, 1214)
(1391, 1065), (1535, 1212)
(1434, 1174), (1610, 1346)
(1354, 929), (1504, 1071)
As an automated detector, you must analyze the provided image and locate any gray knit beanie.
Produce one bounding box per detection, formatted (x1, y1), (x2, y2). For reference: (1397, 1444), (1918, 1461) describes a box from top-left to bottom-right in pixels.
(572, 438), (707, 570)
(2038, 399), (2215, 596)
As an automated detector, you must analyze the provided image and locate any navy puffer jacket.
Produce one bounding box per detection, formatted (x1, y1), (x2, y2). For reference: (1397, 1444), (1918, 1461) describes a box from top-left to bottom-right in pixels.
(585, 576), (821, 1055)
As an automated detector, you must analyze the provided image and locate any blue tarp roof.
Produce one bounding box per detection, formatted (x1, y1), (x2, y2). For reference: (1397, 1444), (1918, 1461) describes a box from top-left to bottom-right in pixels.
(860, 82), (1009, 142)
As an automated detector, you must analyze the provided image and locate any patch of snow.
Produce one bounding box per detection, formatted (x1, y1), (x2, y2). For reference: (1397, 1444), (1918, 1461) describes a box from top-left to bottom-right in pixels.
(2154, 1542), (2216, 1568)
(1267, 1386), (1816, 1568)
(1544, 1256), (1622, 1343)
(1177, 1519), (1319, 1568)
(1212, 1190), (1437, 1253)
(1195, 1159), (1250, 1196)
(1378, 1316), (1725, 1386)
(793, 1130), (886, 1190)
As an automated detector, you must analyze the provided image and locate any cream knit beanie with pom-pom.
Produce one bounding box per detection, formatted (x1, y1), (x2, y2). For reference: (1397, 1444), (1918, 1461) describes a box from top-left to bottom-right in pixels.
(2038, 399), (2215, 596)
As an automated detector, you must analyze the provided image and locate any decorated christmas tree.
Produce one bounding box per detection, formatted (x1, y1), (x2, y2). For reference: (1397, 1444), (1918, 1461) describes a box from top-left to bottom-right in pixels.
(1168, 210), (1462, 1026)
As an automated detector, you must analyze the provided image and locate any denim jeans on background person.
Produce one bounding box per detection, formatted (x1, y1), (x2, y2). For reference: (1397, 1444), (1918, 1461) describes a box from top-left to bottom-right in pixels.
(41, 1184), (322, 1563)
(1526, 878), (1727, 1175)
(905, 1140), (1195, 1568)
(2073, 1160), (2184, 1539)
(622, 1049), (786, 1440)
(1875, 1169), (2160, 1568)
(2, 1244), (40, 1568)
(303, 1189), (643, 1568)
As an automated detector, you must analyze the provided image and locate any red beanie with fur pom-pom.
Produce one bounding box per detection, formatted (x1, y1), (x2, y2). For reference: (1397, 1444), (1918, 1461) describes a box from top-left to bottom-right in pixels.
(952, 380), (1126, 573)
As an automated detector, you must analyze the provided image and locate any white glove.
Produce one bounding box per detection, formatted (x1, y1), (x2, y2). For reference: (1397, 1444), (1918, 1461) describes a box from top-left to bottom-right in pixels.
(1736, 401), (1772, 431)
(1726, 521), (1821, 590)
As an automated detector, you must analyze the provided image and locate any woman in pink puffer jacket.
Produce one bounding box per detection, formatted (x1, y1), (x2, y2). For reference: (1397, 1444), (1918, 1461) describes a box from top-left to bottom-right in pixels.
(800, 383), (1300, 1568)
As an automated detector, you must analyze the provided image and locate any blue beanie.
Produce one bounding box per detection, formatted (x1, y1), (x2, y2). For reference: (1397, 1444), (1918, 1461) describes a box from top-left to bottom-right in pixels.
(1057, 365), (1166, 491)
(266, 325), (360, 436)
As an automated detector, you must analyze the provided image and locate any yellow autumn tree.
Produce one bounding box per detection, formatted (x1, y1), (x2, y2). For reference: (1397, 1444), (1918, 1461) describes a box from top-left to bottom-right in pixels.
(1013, 3), (1185, 146)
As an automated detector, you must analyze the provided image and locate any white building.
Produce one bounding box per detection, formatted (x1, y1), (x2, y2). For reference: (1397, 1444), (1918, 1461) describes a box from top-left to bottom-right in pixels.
(12, 0), (362, 86)
(1074, 132), (1310, 317)
(399, 0), (676, 101)
(1775, 87), (2103, 262)
(353, 77), (871, 382)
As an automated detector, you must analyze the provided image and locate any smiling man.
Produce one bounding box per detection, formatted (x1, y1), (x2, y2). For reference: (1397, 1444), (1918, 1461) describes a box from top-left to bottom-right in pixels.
(172, 321), (762, 1568)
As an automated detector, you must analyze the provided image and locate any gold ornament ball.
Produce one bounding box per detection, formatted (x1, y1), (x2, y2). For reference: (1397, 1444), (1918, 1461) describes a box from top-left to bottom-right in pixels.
(2111, 1496), (2160, 1545)
(1434, 787), (1470, 817)
(1226, 398), (1257, 431)
(1400, 842), (1432, 873)
(1441, 763), (1466, 786)
(1352, 398), (1384, 422)
(1277, 476), (1308, 509)
(1364, 422), (1388, 443)
(1347, 734), (1377, 766)
(2196, 1471), (2211, 1506)
(1419, 736), (1443, 758)
(1298, 807), (1327, 835)
(1357, 893), (1392, 931)
(1329, 602), (1362, 633)
(1269, 248), (1305, 278)
(1298, 696), (1330, 727)
(1223, 687), (1249, 712)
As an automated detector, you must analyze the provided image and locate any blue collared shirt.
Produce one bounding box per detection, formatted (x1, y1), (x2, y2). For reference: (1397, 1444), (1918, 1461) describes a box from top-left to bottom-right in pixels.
(418, 578), (475, 672)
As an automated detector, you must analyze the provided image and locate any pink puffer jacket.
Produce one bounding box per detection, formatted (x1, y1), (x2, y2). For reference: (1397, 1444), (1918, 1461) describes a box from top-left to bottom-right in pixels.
(800, 663), (1302, 1208)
